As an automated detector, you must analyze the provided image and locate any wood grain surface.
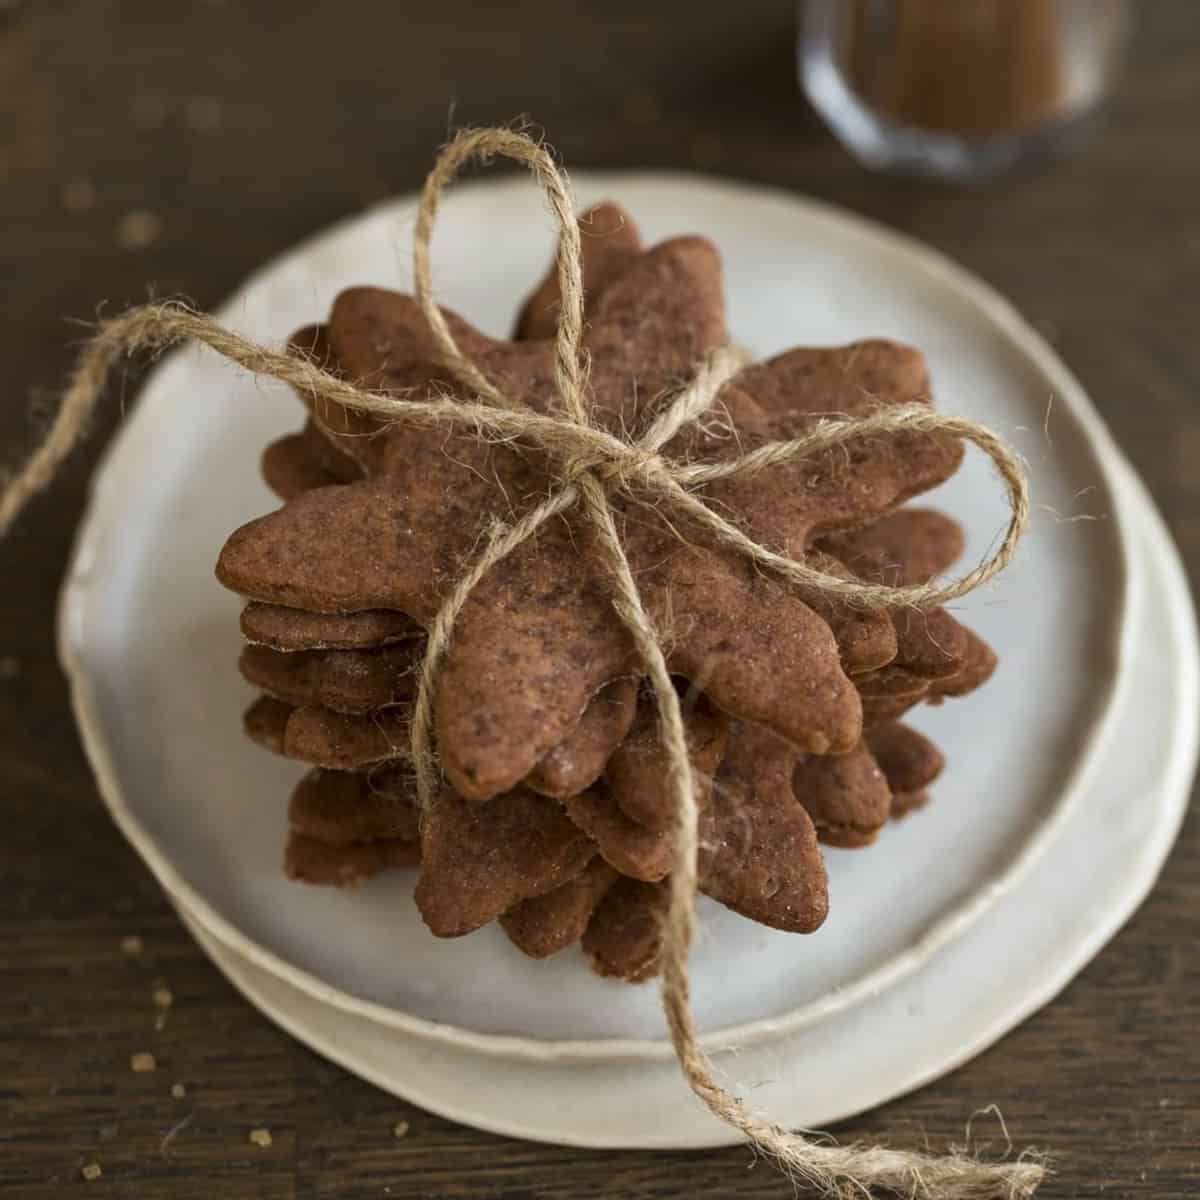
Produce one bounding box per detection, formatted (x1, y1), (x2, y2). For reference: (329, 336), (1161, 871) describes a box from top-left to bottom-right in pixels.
(1, 2), (1197, 1196)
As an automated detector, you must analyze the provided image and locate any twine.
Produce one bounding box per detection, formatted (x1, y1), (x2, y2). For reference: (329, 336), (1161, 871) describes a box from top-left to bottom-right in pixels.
(1, 127), (1040, 1198)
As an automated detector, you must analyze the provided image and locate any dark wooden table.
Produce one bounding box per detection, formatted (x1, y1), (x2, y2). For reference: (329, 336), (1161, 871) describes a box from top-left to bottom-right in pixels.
(2, 3), (1197, 1196)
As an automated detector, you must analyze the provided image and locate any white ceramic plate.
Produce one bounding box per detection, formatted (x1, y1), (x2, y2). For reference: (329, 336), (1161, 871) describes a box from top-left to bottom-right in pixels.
(176, 454), (1196, 1147)
(62, 173), (1145, 1059)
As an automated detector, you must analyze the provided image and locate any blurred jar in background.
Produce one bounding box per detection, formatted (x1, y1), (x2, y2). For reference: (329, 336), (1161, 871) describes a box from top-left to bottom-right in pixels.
(800, 0), (1131, 178)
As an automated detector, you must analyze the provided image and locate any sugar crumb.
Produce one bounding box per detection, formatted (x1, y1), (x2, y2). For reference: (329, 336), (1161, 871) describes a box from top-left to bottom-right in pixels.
(171, 1082), (187, 1099)
(81, 1163), (102, 1181)
(116, 210), (163, 251)
(249, 1127), (272, 1148)
(131, 1051), (157, 1073)
(392, 1120), (410, 1140)
(121, 934), (144, 956)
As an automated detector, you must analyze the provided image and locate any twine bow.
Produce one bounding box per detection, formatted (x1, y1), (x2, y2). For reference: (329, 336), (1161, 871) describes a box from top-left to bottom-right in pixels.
(0, 127), (1040, 1198)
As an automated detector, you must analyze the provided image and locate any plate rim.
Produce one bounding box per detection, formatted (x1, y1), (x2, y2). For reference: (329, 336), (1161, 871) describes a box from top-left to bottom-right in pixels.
(59, 170), (1140, 1063)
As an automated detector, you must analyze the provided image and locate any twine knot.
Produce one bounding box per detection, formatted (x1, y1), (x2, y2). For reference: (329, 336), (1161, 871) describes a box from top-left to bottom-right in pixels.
(560, 438), (661, 491)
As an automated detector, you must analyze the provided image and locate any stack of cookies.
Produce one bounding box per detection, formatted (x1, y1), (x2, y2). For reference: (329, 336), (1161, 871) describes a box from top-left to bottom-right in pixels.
(216, 204), (996, 982)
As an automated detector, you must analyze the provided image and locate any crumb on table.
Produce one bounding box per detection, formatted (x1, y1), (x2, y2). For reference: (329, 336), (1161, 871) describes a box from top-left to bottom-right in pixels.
(116, 210), (163, 250)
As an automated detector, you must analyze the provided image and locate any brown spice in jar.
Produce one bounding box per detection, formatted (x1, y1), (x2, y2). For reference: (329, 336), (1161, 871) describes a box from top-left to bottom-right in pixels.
(846, 0), (1068, 138)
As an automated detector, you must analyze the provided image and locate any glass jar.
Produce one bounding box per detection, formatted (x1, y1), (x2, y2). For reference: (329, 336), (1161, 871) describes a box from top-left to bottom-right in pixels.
(800, 0), (1131, 179)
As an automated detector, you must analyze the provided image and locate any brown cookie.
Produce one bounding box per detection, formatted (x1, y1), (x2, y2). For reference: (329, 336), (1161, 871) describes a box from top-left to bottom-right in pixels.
(243, 694), (290, 755)
(698, 723), (829, 933)
(241, 601), (421, 653)
(866, 722), (945, 796)
(825, 510), (969, 687)
(582, 876), (670, 983)
(293, 410), (365, 484)
(243, 697), (410, 769)
(286, 703), (412, 770)
(262, 432), (344, 501)
(791, 741), (892, 848)
(861, 688), (930, 730)
(890, 789), (931, 818)
(824, 507), (970, 684)
(857, 662), (943, 730)
(855, 664), (935, 700)
(890, 606), (969, 680)
(283, 323), (391, 476)
(852, 599), (980, 727)
(499, 858), (619, 959)
(515, 201), (644, 341)
(414, 788), (595, 937)
(604, 692), (728, 832)
(802, 549), (898, 675)
(287, 323), (338, 376)
(284, 832), (420, 887)
(525, 677), (639, 798)
(288, 767), (420, 846)
(564, 789), (673, 883)
(261, 414), (371, 503)
(677, 341), (964, 558)
(855, 663), (935, 735)
(929, 628), (998, 698)
(239, 642), (419, 715)
(816, 508), (965, 587)
(577, 727), (833, 977)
